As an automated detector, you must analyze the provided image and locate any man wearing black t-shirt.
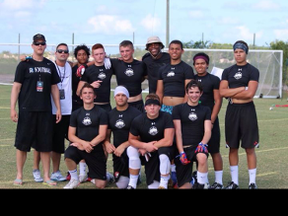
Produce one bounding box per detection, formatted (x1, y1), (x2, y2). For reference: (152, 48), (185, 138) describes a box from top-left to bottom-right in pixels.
(10, 33), (61, 186)
(142, 36), (170, 94)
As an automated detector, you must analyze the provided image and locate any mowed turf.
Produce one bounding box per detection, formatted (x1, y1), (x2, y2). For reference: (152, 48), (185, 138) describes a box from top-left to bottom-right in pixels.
(1, 84), (288, 189)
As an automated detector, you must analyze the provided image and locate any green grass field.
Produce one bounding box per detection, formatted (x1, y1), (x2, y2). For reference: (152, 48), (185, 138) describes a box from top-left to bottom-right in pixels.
(1, 84), (288, 189)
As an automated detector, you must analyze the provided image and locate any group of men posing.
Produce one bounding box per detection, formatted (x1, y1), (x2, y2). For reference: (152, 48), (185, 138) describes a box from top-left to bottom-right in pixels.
(10, 33), (259, 189)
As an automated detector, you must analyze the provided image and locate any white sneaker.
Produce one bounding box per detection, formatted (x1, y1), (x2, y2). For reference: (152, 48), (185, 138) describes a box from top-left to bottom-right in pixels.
(63, 179), (80, 189)
(33, 169), (43, 183)
(51, 170), (66, 182)
(79, 174), (87, 183)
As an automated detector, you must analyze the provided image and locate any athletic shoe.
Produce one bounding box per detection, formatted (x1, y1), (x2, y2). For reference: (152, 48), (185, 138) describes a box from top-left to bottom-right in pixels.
(106, 171), (115, 184)
(33, 169), (43, 183)
(204, 182), (210, 189)
(193, 182), (205, 189)
(126, 185), (135, 189)
(79, 174), (88, 183)
(209, 182), (224, 189)
(63, 179), (80, 189)
(224, 181), (239, 189)
(248, 183), (258, 189)
(66, 172), (71, 181)
(171, 171), (177, 186)
(51, 170), (66, 182)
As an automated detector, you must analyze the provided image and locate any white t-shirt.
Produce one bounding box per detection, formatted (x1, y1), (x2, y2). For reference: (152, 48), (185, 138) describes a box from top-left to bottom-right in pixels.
(51, 61), (72, 115)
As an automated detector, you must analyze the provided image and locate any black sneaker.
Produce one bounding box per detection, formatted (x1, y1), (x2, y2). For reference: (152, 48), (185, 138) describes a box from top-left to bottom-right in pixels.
(248, 183), (258, 189)
(193, 182), (205, 189)
(224, 181), (239, 189)
(209, 182), (224, 189)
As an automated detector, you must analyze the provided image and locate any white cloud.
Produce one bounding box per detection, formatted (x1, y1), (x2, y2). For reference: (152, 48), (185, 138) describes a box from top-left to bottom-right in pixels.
(141, 14), (161, 31)
(252, 0), (280, 10)
(235, 26), (263, 41)
(88, 15), (135, 35)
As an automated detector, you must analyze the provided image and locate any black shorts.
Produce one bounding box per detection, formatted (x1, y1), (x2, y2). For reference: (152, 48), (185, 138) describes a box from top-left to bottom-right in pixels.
(207, 117), (221, 154)
(175, 145), (209, 187)
(95, 103), (112, 113)
(64, 145), (107, 180)
(128, 100), (144, 112)
(15, 110), (53, 152)
(225, 101), (259, 149)
(141, 146), (174, 186)
(112, 150), (129, 182)
(52, 115), (70, 153)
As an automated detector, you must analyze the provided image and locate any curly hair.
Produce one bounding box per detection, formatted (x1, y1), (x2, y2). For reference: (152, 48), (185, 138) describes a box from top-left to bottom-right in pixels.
(73, 44), (90, 59)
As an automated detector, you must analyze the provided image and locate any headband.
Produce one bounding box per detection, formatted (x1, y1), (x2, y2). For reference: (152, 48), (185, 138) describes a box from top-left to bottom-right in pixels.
(233, 42), (248, 54)
(145, 99), (161, 106)
(114, 86), (129, 98)
(193, 55), (209, 64)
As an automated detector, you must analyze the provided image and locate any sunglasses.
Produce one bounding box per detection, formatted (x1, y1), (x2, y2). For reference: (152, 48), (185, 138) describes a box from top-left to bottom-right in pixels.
(34, 42), (46, 46)
(57, 49), (69, 54)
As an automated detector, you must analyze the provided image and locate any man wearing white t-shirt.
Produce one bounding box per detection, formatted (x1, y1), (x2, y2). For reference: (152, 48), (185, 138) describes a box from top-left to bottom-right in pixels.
(33, 43), (72, 182)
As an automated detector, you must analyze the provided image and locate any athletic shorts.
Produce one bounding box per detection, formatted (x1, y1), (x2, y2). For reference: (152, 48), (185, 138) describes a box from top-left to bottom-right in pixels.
(225, 101), (259, 149)
(15, 110), (53, 152)
(141, 146), (174, 186)
(52, 115), (70, 153)
(112, 150), (129, 182)
(128, 100), (144, 112)
(175, 145), (209, 187)
(207, 117), (221, 154)
(64, 145), (107, 180)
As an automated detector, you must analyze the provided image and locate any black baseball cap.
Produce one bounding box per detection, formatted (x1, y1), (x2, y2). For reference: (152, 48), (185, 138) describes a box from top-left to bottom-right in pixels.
(33, 33), (46, 43)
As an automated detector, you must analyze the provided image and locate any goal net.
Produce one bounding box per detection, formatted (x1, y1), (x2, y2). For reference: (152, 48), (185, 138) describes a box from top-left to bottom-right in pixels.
(181, 48), (283, 99)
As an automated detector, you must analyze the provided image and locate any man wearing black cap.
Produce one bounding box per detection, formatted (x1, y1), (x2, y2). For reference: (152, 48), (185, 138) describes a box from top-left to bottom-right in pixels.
(10, 33), (61, 186)
(219, 40), (259, 189)
(142, 36), (170, 94)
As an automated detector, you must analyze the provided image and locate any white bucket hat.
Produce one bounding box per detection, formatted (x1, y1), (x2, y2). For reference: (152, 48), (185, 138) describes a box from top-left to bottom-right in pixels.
(145, 36), (164, 50)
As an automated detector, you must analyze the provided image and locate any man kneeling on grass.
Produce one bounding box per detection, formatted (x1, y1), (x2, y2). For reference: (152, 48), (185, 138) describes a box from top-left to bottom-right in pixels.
(63, 83), (109, 189)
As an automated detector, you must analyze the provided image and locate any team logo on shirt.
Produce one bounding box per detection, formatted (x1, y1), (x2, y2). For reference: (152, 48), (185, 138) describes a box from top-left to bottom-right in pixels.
(234, 72), (242, 80)
(82, 117), (92, 125)
(188, 112), (197, 121)
(98, 72), (106, 80)
(115, 119), (125, 129)
(125, 68), (134, 76)
(149, 126), (158, 136)
(167, 71), (175, 77)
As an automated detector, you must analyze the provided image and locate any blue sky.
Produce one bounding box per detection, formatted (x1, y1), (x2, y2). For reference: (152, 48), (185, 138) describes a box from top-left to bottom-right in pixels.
(0, 0), (288, 53)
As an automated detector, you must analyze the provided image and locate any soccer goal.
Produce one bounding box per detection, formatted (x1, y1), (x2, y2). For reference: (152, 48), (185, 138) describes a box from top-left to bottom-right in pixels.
(181, 48), (283, 99)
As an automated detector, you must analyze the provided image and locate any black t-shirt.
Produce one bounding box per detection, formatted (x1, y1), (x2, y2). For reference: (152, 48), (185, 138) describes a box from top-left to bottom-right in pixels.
(142, 52), (170, 93)
(130, 111), (174, 143)
(81, 64), (114, 103)
(158, 61), (195, 97)
(14, 57), (60, 112)
(195, 73), (220, 110)
(172, 103), (211, 147)
(111, 58), (147, 97)
(72, 64), (83, 108)
(70, 105), (108, 151)
(108, 106), (142, 147)
(221, 63), (259, 88)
